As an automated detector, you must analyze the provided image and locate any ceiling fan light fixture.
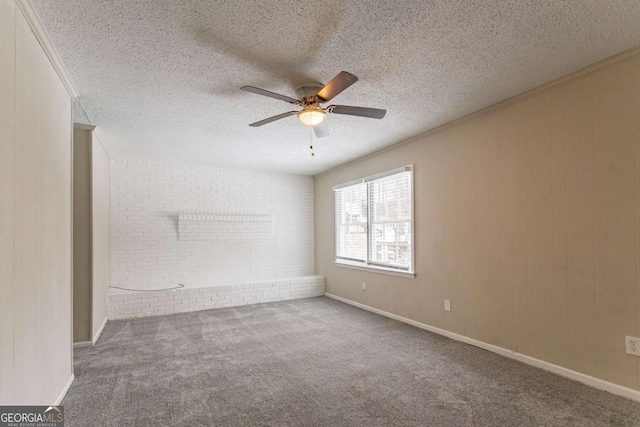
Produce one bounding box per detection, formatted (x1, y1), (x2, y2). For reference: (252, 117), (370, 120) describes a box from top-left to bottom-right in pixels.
(297, 106), (326, 126)
(241, 72), (386, 132)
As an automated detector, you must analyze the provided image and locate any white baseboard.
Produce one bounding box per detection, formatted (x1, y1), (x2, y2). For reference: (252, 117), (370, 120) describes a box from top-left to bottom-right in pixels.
(324, 292), (640, 403)
(72, 318), (108, 349)
(54, 374), (74, 405)
(72, 341), (92, 349)
(93, 317), (108, 345)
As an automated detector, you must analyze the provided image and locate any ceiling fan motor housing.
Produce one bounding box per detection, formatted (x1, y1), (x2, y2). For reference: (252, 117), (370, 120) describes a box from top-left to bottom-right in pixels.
(295, 83), (325, 102)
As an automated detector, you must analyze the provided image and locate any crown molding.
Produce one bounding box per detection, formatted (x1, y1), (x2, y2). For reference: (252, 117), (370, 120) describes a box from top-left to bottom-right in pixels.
(314, 45), (640, 178)
(92, 126), (113, 159)
(73, 123), (96, 131)
(15, 0), (79, 97)
(73, 124), (114, 159)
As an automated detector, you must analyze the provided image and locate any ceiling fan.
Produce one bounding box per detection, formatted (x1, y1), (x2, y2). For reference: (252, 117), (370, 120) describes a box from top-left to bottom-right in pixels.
(240, 71), (386, 138)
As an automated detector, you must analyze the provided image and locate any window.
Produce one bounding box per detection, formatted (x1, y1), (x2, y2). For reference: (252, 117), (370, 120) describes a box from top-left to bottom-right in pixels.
(334, 165), (414, 275)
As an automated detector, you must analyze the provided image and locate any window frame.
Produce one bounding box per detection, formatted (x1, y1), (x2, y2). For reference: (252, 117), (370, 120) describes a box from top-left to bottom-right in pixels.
(333, 165), (415, 277)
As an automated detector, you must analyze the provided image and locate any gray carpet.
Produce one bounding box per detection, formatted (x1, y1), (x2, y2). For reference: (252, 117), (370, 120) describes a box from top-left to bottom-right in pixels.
(64, 297), (640, 426)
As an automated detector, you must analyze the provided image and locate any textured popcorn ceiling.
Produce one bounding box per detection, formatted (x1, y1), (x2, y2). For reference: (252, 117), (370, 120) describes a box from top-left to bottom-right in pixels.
(32, 0), (640, 175)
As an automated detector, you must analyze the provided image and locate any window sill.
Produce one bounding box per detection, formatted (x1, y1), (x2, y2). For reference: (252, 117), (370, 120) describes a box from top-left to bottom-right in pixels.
(335, 260), (415, 278)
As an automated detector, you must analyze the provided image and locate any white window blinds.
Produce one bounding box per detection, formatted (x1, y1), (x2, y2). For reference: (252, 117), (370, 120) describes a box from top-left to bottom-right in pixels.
(368, 171), (412, 270)
(334, 166), (414, 274)
(335, 182), (368, 262)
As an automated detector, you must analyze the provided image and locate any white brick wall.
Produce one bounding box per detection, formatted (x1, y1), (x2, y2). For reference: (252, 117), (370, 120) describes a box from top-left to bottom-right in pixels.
(107, 276), (325, 319)
(112, 159), (314, 290)
(178, 213), (272, 241)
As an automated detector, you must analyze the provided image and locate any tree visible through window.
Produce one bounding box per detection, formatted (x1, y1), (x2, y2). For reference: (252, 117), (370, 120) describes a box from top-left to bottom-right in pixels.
(334, 166), (414, 273)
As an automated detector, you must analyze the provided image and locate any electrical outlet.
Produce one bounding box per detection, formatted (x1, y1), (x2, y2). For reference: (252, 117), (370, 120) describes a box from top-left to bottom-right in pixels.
(362, 282), (367, 291)
(627, 336), (640, 356)
(444, 299), (451, 312)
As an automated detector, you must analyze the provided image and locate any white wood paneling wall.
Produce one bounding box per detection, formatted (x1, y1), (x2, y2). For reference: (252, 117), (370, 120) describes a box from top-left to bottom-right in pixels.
(0, 0), (73, 404)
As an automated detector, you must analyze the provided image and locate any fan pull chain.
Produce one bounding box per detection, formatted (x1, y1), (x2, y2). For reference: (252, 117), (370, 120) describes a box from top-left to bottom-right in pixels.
(309, 127), (315, 157)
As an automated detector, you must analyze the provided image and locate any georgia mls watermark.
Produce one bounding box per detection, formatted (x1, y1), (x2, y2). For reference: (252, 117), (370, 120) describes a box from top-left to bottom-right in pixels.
(0, 406), (64, 427)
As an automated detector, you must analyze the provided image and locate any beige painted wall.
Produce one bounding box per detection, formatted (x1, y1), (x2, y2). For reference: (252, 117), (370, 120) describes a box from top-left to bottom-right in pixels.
(73, 127), (91, 343)
(0, 0), (73, 404)
(91, 131), (110, 339)
(315, 51), (640, 391)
